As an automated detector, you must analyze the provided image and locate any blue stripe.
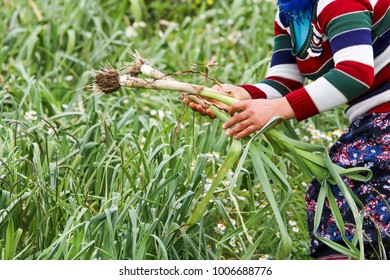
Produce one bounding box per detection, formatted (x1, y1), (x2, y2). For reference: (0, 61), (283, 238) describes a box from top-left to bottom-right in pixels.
(270, 49), (296, 67)
(373, 28), (390, 57)
(348, 81), (390, 106)
(330, 29), (372, 53)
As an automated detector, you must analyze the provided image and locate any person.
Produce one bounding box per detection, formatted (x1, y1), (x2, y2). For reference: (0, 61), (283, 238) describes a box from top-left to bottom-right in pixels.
(185, 0), (390, 259)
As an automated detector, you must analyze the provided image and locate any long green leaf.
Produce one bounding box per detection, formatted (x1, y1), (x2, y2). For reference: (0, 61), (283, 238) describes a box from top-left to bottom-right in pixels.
(187, 139), (242, 225)
(249, 142), (292, 259)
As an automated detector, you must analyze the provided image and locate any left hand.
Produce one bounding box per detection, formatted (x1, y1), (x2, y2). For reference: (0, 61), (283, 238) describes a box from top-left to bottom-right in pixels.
(183, 84), (252, 119)
(222, 97), (296, 139)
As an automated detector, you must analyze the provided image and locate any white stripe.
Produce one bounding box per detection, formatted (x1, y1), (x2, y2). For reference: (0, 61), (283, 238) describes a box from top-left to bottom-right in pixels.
(253, 83), (283, 99)
(266, 64), (305, 83)
(273, 48), (292, 55)
(305, 77), (348, 112)
(346, 90), (390, 121)
(374, 45), (390, 74)
(317, 0), (336, 16)
(369, 0), (378, 9)
(333, 45), (374, 67)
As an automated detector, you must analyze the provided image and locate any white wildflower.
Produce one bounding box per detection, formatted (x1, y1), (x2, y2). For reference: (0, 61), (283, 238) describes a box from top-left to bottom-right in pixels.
(133, 21), (146, 28)
(125, 26), (137, 38)
(205, 178), (213, 191)
(190, 160), (196, 171)
(229, 237), (237, 247)
(75, 100), (85, 113)
(260, 202), (268, 209)
(65, 75), (74, 81)
(24, 110), (37, 121)
(259, 254), (270, 260)
(311, 129), (321, 139)
(288, 220), (297, 227)
(47, 127), (55, 135)
(332, 129), (343, 138)
(212, 152), (220, 159)
(215, 223), (226, 234)
(227, 31), (242, 44)
(221, 179), (230, 187)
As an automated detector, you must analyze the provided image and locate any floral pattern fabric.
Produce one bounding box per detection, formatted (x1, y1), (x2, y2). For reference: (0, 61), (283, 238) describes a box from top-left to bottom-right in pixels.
(306, 113), (390, 259)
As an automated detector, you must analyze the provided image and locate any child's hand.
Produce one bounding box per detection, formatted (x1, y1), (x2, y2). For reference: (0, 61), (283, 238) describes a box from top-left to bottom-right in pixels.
(222, 97), (296, 139)
(183, 84), (252, 119)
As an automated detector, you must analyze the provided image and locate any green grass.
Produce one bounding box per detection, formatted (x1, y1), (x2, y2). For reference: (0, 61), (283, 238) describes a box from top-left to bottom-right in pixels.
(0, 0), (352, 260)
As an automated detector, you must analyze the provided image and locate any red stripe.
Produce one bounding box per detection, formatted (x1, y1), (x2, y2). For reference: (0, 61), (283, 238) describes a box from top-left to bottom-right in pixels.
(274, 20), (288, 37)
(336, 61), (374, 87)
(317, 254), (351, 260)
(318, 0), (372, 28)
(285, 87), (320, 121)
(265, 76), (303, 92)
(311, 21), (323, 34)
(372, 63), (390, 89)
(372, 0), (390, 25)
(369, 102), (390, 114)
(296, 41), (333, 75)
(347, 64), (390, 104)
(239, 84), (267, 99)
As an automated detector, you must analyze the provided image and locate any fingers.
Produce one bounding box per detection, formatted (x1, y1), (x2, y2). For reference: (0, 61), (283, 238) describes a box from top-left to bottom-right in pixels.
(233, 125), (259, 140)
(183, 97), (216, 119)
(224, 118), (258, 139)
(183, 96), (260, 138)
(190, 103), (215, 118)
(211, 84), (224, 91)
(228, 101), (248, 116)
(211, 84), (251, 101)
(222, 110), (248, 130)
(224, 118), (261, 139)
(222, 101), (249, 129)
(222, 100), (262, 139)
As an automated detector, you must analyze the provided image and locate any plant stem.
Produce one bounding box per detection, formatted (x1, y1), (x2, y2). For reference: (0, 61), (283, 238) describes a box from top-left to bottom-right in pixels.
(119, 75), (238, 106)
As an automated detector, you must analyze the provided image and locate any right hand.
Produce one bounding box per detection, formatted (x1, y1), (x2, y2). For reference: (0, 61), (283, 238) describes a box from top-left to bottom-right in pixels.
(183, 84), (252, 119)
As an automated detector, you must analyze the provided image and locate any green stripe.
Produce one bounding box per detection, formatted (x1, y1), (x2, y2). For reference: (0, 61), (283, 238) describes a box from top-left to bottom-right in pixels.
(373, 7), (390, 36)
(324, 70), (369, 100)
(326, 11), (372, 40)
(305, 59), (334, 81)
(260, 79), (290, 96)
(274, 34), (292, 51)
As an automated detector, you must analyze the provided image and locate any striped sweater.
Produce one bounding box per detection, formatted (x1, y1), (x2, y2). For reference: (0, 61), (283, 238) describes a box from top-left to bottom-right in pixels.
(241, 0), (390, 122)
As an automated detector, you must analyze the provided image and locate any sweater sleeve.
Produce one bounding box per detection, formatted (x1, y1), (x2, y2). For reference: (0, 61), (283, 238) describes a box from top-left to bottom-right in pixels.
(240, 11), (305, 100)
(285, 0), (375, 121)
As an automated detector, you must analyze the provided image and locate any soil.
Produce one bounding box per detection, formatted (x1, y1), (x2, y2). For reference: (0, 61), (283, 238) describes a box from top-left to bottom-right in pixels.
(95, 70), (121, 93)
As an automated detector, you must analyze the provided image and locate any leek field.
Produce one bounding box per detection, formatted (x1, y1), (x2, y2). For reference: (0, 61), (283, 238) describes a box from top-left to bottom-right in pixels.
(0, 0), (351, 260)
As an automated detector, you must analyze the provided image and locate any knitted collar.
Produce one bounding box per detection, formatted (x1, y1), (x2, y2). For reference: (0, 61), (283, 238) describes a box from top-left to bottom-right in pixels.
(277, 0), (317, 25)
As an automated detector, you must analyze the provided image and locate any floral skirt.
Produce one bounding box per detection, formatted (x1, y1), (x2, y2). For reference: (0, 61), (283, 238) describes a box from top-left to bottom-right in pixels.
(306, 113), (390, 259)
